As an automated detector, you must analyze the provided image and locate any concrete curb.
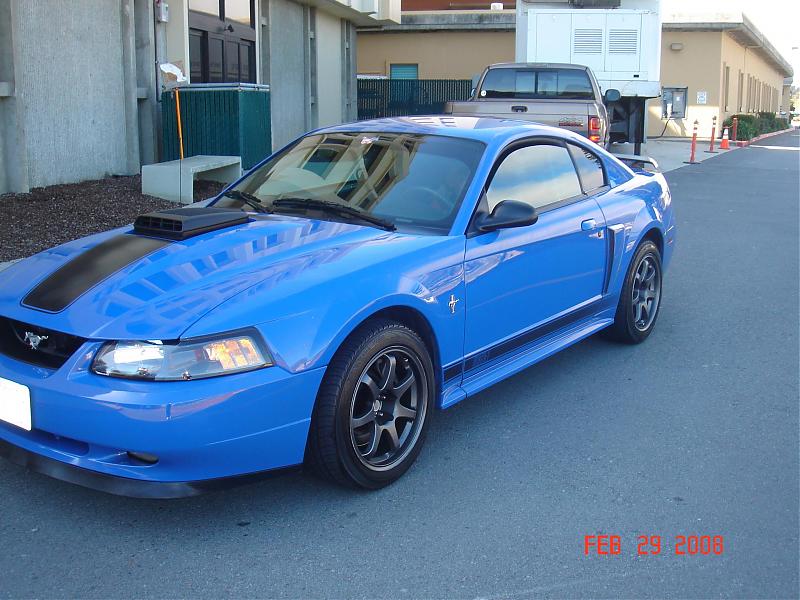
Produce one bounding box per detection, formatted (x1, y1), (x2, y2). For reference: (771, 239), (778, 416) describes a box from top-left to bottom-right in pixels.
(734, 128), (793, 147)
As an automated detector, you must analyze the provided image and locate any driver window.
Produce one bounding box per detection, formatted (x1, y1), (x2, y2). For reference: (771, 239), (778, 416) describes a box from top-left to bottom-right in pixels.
(486, 144), (582, 212)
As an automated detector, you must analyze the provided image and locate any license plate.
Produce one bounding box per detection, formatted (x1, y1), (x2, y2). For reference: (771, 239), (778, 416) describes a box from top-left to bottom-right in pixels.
(0, 377), (31, 431)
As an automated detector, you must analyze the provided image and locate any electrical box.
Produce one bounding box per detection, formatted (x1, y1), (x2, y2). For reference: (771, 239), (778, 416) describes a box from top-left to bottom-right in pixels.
(156, 1), (170, 23)
(661, 87), (687, 118)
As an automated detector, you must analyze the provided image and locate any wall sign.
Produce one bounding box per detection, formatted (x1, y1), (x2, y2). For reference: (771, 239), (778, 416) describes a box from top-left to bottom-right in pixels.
(696, 91), (708, 105)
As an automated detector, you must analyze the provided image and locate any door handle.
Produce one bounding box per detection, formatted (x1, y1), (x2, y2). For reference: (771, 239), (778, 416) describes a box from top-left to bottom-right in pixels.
(511, 105), (528, 113)
(581, 218), (597, 231)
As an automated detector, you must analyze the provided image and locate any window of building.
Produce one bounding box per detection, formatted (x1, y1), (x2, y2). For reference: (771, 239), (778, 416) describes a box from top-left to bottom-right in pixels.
(390, 64), (419, 80)
(567, 144), (606, 193)
(188, 0), (256, 83)
(723, 64), (730, 112)
(486, 144), (583, 212)
(737, 71), (744, 111)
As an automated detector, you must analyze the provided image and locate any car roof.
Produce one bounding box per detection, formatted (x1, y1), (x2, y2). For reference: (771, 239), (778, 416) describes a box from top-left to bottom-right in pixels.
(315, 116), (569, 145)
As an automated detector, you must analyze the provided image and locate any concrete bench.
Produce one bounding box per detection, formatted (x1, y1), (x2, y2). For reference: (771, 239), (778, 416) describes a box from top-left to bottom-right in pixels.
(141, 155), (241, 204)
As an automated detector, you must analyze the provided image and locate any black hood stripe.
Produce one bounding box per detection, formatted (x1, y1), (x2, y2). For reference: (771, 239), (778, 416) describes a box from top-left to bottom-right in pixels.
(23, 234), (171, 313)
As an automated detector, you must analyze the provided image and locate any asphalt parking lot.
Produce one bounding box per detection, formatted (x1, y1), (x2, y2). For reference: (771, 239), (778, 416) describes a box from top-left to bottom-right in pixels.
(1, 130), (798, 599)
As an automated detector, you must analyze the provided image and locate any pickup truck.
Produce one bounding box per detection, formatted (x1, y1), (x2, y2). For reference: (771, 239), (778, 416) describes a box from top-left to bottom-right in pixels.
(445, 62), (619, 148)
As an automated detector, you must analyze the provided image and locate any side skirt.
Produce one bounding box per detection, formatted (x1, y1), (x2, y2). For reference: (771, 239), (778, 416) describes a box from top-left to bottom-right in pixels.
(441, 317), (613, 408)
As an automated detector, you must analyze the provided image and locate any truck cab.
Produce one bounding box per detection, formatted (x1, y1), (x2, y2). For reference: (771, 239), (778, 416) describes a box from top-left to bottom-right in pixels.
(446, 63), (612, 147)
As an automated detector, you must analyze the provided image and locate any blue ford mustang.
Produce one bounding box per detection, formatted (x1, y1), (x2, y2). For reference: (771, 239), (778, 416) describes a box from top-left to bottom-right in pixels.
(0, 117), (674, 496)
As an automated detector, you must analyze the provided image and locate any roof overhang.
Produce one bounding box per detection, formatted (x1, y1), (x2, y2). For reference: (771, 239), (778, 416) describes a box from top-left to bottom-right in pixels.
(358, 9), (515, 32)
(664, 12), (793, 78)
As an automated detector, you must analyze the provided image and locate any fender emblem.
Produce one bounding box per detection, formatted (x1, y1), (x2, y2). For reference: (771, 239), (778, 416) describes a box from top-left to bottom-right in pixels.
(448, 294), (459, 315)
(23, 331), (48, 351)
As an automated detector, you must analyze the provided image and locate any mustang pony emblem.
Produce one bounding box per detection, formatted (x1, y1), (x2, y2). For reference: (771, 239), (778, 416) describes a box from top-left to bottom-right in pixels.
(23, 331), (48, 351)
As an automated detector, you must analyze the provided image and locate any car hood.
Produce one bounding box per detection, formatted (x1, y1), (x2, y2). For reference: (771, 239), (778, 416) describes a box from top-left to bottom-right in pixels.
(0, 215), (400, 340)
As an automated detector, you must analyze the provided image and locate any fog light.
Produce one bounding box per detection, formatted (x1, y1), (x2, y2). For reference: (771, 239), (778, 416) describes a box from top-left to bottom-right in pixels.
(127, 451), (159, 465)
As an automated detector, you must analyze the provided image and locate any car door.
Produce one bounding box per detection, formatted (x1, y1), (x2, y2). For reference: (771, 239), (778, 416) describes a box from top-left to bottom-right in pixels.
(463, 140), (608, 370)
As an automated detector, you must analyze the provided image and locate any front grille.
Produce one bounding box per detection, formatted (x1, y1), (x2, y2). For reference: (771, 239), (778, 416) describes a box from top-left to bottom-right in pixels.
(0, 317), (87, 369)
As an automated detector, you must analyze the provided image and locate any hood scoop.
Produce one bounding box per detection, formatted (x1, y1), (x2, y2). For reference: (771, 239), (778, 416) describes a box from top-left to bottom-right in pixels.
(134, 207), (249, 240)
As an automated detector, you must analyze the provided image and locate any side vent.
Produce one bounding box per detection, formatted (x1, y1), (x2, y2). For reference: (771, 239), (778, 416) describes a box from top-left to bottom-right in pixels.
(609, 29), (638, 54)
(573, 28), (603, 54)
(134, 207), (249, 240)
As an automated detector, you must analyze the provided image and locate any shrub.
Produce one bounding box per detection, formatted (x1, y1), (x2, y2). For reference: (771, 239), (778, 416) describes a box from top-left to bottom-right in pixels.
(723, 112), (790, 140)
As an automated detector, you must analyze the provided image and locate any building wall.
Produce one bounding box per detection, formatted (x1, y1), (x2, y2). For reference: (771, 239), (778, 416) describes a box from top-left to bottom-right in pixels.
(646, 31), (722, 138)
(264, 0), (311, 149)
(719, 31), (784, 118)
(647, 30), (788, 138)
(357, 30), (514, 79)
(0, 0), (138, 193)
(316, 11), (344, 127)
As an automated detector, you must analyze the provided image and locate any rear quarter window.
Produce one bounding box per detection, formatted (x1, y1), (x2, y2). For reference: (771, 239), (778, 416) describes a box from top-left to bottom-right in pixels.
(568, 144), (606, 193)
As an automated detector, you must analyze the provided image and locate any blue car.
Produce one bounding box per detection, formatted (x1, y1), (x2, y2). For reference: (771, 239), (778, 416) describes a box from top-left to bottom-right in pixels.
(0, 117), (674, 496)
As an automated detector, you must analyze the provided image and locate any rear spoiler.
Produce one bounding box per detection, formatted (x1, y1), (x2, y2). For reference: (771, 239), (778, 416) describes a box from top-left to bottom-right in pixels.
(612, 153), (660, 173)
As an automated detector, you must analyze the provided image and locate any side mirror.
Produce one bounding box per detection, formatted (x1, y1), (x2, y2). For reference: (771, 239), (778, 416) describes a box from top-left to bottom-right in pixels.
(604, 88), (621, 103)
(476, 200), (538, 232)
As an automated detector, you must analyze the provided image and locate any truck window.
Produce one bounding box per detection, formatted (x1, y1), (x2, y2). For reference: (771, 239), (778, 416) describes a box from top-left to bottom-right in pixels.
(480, 68), (594, 100)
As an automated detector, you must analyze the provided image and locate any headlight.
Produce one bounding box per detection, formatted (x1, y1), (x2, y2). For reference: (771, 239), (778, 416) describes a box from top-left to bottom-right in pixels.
(91, 331), (273, 381)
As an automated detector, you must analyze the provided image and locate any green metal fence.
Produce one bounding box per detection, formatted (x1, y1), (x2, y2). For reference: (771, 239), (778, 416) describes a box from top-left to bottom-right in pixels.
(161, 84), (271, 170)
(357, 79), (472, 120)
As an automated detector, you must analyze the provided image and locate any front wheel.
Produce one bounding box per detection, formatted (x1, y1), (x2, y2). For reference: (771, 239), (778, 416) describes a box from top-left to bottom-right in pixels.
(305, 319), (434, 489)
(605, 240), (663, 344)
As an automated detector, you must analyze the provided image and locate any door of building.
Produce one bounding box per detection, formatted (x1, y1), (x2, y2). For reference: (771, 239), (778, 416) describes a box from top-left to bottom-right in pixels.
(188, 0), (256, 83)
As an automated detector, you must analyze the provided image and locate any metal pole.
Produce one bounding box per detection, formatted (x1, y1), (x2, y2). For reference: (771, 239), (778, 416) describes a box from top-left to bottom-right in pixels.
(732, 116), (738, 143)
(175, 89), (185, 160)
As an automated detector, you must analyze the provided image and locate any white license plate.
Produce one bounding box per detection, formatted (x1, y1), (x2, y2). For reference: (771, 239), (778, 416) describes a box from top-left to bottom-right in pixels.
(0, 377), (31, 431)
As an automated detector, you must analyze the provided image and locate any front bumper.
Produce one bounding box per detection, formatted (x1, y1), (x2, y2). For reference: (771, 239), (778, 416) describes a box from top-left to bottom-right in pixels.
(0, 343), (326, 495)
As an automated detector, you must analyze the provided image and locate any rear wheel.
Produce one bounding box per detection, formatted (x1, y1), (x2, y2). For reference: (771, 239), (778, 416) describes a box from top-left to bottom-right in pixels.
(306, 319), (434, 489)
(605, 240), (662, 344)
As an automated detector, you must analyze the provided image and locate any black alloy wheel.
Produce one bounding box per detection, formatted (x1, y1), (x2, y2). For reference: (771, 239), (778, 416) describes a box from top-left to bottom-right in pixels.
(349, 347), (427, 471)
(306, 319), (434, 489)
(605, 240), (663, 344)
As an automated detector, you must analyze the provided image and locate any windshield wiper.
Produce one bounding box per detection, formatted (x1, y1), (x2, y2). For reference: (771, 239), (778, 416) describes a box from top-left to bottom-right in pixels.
(271, 197), (396, 231)
(221, 189), (271, 214)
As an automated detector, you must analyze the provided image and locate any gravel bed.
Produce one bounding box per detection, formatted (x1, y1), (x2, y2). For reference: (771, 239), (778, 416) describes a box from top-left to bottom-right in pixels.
(0, 175), (225, 262)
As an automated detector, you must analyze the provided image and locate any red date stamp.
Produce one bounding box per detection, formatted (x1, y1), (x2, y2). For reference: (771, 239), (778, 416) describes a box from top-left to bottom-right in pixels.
(583, 535), (724, 556)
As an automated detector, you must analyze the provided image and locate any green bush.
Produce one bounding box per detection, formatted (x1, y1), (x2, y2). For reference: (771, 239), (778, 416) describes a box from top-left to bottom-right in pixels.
(723, 112), (790, 141)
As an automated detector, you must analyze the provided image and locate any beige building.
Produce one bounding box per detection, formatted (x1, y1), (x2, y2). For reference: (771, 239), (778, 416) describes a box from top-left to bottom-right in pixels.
(357, 9), (792, 139)
(650, 13), (793, 138)
(358, 11), (514, 80)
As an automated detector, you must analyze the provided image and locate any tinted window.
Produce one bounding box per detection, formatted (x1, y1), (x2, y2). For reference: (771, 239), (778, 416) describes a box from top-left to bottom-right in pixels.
(221, 133), (485, 234)
(568, 144), (606, 192)
(480, 68), (594, 100)
(486, 145), (582, 212)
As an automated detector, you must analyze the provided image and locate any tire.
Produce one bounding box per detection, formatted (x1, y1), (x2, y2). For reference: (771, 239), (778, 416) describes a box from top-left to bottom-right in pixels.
(305, 319), (435, 489)
(604, 240), (663, 344)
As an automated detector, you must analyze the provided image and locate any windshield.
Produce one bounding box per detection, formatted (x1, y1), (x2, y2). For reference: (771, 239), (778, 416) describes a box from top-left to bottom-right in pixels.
(479, 68), (595, 100)
(215, 132), (485, 234)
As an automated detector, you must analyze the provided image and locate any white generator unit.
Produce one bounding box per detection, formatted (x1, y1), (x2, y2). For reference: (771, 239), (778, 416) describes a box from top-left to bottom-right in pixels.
(516, 0), (661, 147)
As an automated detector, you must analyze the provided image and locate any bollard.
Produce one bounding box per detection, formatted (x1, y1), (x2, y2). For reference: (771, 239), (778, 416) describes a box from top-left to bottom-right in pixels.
(732, 117), (738, 143)
(705, 115), (718, 153)
(720, 127), (730, 150)
(684, 119), (699, 164)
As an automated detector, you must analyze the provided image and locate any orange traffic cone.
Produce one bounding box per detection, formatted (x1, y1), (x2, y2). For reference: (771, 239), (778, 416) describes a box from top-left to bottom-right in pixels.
(720, 127), (730, 150)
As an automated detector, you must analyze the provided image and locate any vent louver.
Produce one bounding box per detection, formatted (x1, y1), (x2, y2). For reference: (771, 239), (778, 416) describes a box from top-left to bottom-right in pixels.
(609, 29), (638, 54)
(573, 29), (603, 54)
(134, 207), (249, 240)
